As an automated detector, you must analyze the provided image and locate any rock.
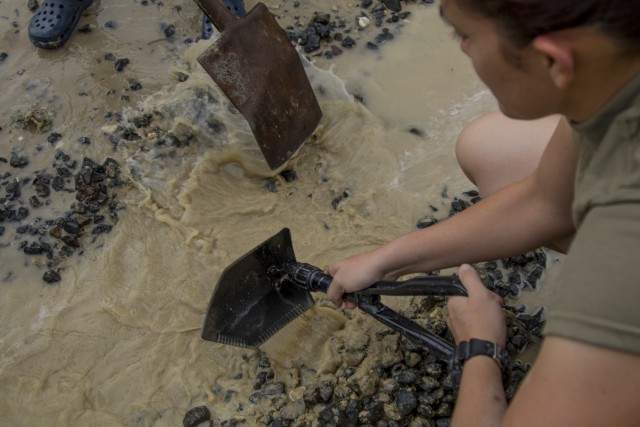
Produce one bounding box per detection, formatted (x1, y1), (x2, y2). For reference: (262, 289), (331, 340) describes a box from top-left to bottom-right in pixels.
(183, 406), (210, 427)
(9, 154), (28, 168)
(43, 270), (61, 283)
(62, 219), (81, 235)
(101, 124), (119, 135)
(304, 380), (333, 404)
(23, 242), (44, 255)
(280, 170), (297, 182)
(394, 369), (419, 386)
(279, 399), (306, 421)
(435, 402), (452, 418)
(15, 207), (29, 221)
(395, 389), (418, 416)
(114, 58), (130, 72)
(51, 176), (65, 192)
(128, 79), (142, 91)
(358, 400), (384, 424)
(92, 224), (113, 235)
(383, 0), (402, 12)
(253, 371), (267, 390)
(304, 32), (321, 52)
(263, 382), (285, 396)
(341, 36), (356, 48)
(357, 16), (371, 28)
(161, 23), (175, 38)
(354, 374), (378, 397)
(318, 404), (348, 426)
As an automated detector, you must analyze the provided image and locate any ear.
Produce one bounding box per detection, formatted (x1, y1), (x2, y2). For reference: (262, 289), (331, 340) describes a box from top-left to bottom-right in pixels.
(531, 35), (575, 89)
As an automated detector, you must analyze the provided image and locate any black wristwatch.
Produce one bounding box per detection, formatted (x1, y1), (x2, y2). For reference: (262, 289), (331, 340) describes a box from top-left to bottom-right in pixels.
(448, 338), (511, 391)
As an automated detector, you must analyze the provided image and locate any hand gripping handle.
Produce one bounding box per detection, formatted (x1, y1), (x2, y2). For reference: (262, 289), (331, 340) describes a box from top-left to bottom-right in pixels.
(282, 262), (468, 297)
(280, 262), (462, 360)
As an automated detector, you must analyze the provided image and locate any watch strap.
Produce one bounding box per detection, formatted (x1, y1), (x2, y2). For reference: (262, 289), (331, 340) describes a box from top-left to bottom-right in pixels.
(448, 338), (510, 391)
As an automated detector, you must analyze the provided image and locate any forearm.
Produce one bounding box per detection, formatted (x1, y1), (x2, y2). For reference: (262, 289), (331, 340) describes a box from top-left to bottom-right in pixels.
(370, 175), (572, 276)
(451, 356), (508, 427)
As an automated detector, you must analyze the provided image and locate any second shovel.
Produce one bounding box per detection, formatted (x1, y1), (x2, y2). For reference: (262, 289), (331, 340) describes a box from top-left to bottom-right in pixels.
(194, 0), (323, 170)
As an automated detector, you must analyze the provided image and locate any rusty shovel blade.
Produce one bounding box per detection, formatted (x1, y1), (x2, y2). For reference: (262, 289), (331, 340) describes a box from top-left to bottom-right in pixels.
(194, 0), (323, 170)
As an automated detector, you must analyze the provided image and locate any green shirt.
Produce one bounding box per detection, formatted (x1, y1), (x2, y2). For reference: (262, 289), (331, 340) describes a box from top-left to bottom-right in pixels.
(544, 72), (640, 354)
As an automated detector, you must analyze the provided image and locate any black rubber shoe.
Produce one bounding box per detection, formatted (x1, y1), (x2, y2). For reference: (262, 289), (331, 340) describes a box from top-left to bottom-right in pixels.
(29, 0), (94, 49)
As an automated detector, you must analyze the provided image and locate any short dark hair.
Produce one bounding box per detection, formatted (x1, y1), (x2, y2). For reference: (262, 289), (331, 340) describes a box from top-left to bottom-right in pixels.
(457, 0), (640, 53)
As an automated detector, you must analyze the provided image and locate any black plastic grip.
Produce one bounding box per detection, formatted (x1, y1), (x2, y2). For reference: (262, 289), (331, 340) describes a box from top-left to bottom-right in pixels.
(283, 263), (332, 292)
(282, 262), (467, 298)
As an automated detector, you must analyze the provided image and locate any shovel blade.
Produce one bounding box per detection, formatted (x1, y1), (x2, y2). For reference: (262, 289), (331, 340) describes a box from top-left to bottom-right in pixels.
(197, 2), (322, 170)
(201, 228), (315, 348)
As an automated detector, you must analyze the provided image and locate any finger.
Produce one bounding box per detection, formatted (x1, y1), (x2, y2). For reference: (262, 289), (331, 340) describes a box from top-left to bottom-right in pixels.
(458, 264), (504, 304)
(344, 301), (357, 310)
(458, 264), (487, 295)
(326, 283), (344, 308)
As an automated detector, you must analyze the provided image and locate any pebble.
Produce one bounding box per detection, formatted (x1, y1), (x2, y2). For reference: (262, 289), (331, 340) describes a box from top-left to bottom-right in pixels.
(9, 154), (28, 168)
(182, 406), (210, 427)
(101, 124), (119, 135)
(358, 16), (371, 28)
(396, 389), (418, 415)
(42, 269), (61, 284)
(114, 58), (130, 72)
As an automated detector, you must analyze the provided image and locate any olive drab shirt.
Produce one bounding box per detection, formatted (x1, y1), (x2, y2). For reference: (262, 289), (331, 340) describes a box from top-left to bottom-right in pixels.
(544, 73), (640, 354)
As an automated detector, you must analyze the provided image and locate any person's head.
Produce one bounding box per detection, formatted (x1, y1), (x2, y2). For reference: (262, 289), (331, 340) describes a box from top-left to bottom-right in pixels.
(440, 0), (640, 121)
(455, 0), (640, 62)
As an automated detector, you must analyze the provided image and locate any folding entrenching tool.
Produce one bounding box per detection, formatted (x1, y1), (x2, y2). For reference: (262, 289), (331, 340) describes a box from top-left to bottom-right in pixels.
(202, 229), (468, 361)
(193, 0), (323, 170)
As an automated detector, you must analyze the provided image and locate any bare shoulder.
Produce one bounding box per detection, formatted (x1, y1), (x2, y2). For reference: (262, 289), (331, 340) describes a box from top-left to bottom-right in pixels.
(503, 336), (640, 427)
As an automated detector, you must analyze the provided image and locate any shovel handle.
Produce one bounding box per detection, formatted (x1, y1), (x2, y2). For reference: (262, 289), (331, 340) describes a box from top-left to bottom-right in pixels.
(284, 262), (332, 292)
(359, 276), (468, 297)
(283, 263), (467, 297)
(195, 0), (236, 32)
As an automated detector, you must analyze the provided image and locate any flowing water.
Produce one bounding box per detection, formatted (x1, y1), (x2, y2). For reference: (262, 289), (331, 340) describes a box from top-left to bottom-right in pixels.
(0, 0), (505, 424)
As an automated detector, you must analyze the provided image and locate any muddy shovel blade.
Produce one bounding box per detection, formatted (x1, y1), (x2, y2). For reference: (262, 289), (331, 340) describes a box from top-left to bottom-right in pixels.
(195, 0), (322, 170)
(201, 228), (314, 348)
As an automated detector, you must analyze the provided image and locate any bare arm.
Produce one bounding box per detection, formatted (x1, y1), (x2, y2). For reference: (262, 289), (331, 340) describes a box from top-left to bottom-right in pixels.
(447, 266), (640, 427)
(503, 337), (640, 427)
(452, 336), (640, 427)
(328, 117), (578, 306)
(447, 265), (509, 427)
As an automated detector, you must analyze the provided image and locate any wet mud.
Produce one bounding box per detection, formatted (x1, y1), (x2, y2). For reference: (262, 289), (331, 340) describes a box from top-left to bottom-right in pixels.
(0, 0), (554, 426)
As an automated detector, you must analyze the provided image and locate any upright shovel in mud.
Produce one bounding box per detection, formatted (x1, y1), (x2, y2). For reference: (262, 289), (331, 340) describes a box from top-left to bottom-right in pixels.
(201, 229), (468, 361)
(193, 0), (323, 170)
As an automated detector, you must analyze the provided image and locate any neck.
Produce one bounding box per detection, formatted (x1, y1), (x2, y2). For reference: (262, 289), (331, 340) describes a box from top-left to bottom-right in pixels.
(563, 36), (640, 123)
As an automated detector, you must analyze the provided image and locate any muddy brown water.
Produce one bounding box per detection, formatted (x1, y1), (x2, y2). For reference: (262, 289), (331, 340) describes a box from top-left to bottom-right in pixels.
(0, 0), (539, 425)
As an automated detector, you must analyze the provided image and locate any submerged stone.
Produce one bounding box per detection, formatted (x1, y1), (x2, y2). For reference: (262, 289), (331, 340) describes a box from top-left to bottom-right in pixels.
(42, 270), (61, 284)
(183, 405), (210, 427)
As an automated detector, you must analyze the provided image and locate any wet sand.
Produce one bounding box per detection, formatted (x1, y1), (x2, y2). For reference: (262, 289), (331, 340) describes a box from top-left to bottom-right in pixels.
(0, 0), (530, 425)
